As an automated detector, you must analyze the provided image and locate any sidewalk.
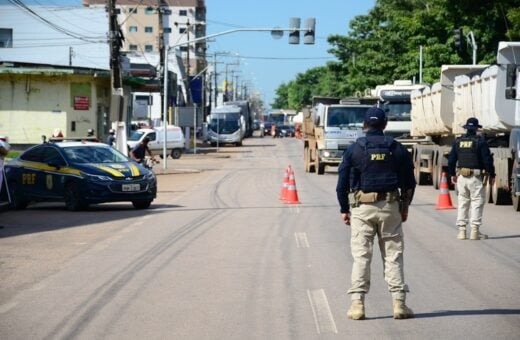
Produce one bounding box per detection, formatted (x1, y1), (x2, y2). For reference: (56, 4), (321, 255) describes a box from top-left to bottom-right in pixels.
(151, 143), (231, 175)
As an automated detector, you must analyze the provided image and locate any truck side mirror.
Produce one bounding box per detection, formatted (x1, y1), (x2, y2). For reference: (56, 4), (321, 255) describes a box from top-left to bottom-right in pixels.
(506, 87), (517, 100)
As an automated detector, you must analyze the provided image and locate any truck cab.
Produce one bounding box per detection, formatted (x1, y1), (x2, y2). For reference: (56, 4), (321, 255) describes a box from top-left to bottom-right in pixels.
(304, 98), (370, 174)
(372, 80), (426, 142)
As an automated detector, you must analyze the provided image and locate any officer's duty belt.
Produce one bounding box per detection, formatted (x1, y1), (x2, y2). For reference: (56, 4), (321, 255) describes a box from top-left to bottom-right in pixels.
(357, 190), (399, 203)
(457, 168), (486, 177)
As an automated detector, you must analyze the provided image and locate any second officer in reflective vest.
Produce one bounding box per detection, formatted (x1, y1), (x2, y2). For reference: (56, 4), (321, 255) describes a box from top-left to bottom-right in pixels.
(336, 107), (416, 320)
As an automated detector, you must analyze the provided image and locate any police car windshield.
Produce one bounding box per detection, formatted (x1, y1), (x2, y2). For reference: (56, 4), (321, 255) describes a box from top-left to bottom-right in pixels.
(327, 107), (366, 128)
(128, 130), (145, 141)
(62, 146), (129, 164)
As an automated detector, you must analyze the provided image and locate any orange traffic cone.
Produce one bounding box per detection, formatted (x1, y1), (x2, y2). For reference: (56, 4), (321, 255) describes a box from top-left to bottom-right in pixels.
(280, 166), (290, 201)
(436, 172), (455, 209)
(284, 168), (300, 204)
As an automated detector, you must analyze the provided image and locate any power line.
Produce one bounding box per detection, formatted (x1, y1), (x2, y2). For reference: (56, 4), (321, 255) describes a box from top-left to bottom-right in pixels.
(7, 0), (107, 43)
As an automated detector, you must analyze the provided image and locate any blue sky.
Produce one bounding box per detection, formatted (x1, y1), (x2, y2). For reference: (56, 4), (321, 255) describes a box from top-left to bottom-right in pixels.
(205, 0), (375, 107)
(4, 0), (376, 107)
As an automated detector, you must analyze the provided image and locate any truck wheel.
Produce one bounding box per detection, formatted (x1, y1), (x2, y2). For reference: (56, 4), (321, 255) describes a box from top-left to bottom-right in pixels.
(493, 156), (512, 205)
(304, 146), (310, 173)
(171, 149), (182, 159)
(316, 157), (325, 175)
(511, 162), (520, 211)
(512, 191), (520, 211)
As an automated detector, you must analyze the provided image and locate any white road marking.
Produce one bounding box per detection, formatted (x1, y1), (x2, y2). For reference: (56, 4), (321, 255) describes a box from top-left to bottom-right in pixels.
(307, 289), (338, 334)
(141, 214), (152, 220)
(0, 301), (18, 314)
(295, 232), (310, 248)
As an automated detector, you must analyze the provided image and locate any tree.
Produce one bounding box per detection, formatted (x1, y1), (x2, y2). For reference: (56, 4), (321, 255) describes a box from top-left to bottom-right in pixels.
(273, 0), (520, 110)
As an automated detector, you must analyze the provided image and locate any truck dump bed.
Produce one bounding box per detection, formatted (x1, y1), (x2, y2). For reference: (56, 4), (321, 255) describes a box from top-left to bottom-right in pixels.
(453, 65), (517, 134)
(411, 65), (487, 137)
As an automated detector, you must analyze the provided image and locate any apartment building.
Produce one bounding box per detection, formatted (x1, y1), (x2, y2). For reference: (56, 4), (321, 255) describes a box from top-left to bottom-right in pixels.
(83, 0), (206, 76)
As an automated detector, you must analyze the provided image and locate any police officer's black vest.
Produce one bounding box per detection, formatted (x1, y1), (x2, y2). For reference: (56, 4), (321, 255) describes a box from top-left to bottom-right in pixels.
(353, 135), (399, 192)
(456, 135), (480, 169)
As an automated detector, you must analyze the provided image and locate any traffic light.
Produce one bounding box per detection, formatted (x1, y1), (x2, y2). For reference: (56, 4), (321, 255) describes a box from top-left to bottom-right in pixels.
(453, 28), (463, 50)
(288, 17), (300, 44)
(303, 18), (316, 44)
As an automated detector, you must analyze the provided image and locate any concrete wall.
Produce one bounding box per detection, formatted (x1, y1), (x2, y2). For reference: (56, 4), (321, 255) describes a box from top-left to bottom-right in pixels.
(0, 73), (110, 144)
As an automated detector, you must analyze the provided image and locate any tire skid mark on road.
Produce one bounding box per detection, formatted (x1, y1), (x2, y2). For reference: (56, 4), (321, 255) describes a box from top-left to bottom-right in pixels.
(210, 171), (234, 209)
(0, 301), (19, 314)
(307, 288), (338, 334)
(43, 172), (235, 339)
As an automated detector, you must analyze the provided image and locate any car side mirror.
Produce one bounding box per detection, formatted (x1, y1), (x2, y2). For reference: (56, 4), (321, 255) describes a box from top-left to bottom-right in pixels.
(48, 162), (61, 170)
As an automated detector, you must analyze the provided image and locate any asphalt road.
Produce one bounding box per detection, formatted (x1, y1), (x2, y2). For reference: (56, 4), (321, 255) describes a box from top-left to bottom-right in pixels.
(1, 135), (519, 340)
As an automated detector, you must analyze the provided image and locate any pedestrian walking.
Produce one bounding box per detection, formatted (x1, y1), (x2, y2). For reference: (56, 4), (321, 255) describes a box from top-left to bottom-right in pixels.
(336, 107), (416, 320)
(106, 129), (116, 146)
(130, 137), (154, 164)
(448, 117), (495, 240)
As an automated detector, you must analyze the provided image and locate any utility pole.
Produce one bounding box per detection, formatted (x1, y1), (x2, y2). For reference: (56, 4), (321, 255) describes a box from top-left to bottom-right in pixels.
(69, 47), (73, 66)
(107, 0), (126, 154)
(213, 52), (218, 108)
(158, 0), (165, 117)
(186, 20), (191, 104)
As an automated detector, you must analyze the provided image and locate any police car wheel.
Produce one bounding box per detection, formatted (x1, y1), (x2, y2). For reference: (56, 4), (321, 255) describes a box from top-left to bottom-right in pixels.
(64, 183), (87, 211)
(9, 181), (28, 210)
(132, 200), (152, 209)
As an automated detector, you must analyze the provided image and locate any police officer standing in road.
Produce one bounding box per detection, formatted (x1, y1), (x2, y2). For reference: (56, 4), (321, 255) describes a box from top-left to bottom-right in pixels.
(448, 117), (495, 241)
(336, 107), (416, 320)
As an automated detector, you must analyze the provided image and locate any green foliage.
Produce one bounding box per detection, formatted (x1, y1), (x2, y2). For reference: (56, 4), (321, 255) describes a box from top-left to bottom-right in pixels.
(272, 0), (520, 109)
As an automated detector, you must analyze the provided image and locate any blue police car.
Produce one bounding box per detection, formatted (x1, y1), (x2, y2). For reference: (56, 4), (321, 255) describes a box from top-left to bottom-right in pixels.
(4, 141), (157, 210)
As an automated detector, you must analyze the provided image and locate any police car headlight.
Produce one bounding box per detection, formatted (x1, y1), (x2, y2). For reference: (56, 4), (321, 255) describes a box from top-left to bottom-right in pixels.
(85, 173), (113, 182)
(144, 172), (155, 181)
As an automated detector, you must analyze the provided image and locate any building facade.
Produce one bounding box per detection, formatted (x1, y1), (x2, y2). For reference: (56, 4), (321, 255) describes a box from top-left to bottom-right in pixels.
(0, 64), (111, 144)
(83, 0), (207, 77)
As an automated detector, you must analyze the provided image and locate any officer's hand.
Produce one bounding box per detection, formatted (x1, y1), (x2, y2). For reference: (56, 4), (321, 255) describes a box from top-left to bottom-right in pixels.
(401, 211), (408, 222)
(451, 176), (457, 184)
(341, 213), (351, 226)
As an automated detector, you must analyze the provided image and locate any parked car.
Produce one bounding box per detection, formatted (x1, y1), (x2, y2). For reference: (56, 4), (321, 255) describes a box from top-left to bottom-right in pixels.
(4, 141), (157, 210)
(262, 121), (273, 137)
(278, 125), (296, 137)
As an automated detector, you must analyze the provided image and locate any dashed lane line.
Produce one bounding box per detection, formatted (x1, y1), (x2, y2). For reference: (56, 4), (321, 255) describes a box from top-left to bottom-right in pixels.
(307, 289), (338, 334)
(295, 232), (310, 248)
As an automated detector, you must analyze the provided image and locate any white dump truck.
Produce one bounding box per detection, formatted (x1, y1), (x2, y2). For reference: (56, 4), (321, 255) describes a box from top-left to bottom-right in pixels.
(303, 97), (372, 175)
(370, 80), (426, 144)
(411, 41), (520, 211)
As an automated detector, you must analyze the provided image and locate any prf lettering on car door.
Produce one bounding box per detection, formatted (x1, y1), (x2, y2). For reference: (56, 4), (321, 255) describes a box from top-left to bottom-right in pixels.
(22, 173), (36, 185)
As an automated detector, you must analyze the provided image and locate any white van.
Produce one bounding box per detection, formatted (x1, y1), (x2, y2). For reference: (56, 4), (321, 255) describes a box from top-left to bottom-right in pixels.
(127, 125), (185, 159)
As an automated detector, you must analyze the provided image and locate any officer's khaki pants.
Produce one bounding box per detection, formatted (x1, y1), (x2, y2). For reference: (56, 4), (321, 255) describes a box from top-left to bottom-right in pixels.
(456, 174), (484, 228)
(348, 200), (409, 301)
